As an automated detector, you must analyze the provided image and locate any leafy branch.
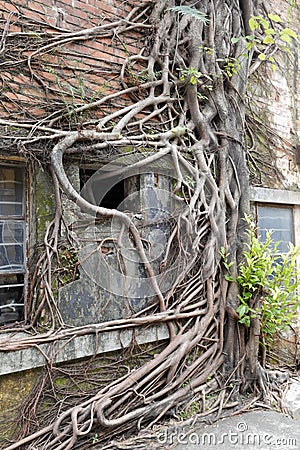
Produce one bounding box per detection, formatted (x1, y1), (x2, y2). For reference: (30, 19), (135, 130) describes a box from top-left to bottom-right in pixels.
(229, 218), (300, 343)
(168, 6), (210, 24)
(231, 14), (298, 72)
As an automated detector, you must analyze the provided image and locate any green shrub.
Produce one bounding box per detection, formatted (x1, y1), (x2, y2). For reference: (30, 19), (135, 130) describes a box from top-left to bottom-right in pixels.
(223, 217), (300, 344)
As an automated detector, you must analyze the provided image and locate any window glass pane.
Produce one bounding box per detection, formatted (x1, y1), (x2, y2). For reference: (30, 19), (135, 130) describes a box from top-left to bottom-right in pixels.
(257, 206), (293, 253)
(0, 220), (25, 272)
(0, 166), (24, 216)
(0, 274), (24, 324)
(0, 165), (26, 324)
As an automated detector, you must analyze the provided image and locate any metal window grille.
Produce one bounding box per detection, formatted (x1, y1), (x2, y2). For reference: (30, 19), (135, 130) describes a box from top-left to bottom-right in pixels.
(0, 165), (25, 325)
(257, 205), (294, 255)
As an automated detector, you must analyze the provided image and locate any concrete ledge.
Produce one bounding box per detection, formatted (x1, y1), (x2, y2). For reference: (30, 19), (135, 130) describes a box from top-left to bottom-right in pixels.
(0, 325), (169, 376)
(250, 187), (300, 205)
(284, 379), (300, 419)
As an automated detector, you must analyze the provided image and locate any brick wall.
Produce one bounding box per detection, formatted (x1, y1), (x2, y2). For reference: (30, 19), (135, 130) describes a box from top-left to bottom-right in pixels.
(0, 0), (299, 186)
(248, 1), (300, 189)
(0, 0), (145, 120)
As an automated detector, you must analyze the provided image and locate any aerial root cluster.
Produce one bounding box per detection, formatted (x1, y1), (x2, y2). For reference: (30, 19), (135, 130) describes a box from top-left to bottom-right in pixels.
(0, 1), (293, 448)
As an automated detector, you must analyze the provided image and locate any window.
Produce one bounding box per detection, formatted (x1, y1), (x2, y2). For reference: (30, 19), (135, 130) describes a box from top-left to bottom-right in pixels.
(80, 168), (126, 210)
(257, 204), (294, 254)
(0, 165), (26, 324)
(79, 166), (141, 213)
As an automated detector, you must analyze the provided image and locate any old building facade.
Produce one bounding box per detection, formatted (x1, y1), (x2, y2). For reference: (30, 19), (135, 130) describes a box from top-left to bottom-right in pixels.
(0, 0), (299, 439)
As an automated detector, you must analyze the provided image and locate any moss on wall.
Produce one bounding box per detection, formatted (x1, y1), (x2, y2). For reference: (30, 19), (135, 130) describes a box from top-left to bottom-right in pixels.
(0, 368), (41, 443)
(0, 340), (167, 446)
(34, 168), (55, 243)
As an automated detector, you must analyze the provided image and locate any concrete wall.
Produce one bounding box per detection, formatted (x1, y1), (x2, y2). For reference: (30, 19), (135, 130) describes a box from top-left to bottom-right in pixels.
(0, 324), (169, 375)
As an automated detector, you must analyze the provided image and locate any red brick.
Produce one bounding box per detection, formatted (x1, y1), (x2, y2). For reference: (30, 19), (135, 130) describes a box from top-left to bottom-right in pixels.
(3, 92), (31, 102)
(0, 0), (149, 121)
(27, 1), (45, 14)
(0, 1), (20, 13)
(10, 74), (29, 84)
(73, 1), (98, 14)
(6, 23), (21, 33)
(63, 17), (83, 30)
(23, 9), (45, 23)
(75, 0), (117, 17)
(67, 7), (89, 22)
(1, 71), (13, 81)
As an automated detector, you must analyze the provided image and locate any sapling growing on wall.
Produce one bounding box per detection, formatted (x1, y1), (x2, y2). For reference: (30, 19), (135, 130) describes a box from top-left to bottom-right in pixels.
(223, 217), (300, 367)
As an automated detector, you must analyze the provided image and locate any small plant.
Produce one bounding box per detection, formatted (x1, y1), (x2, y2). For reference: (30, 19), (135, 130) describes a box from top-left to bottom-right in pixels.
(57, 245), (79, 286)
(168, 6), (209, 24)
(228, 217), (300, 344)
(179, 401), (200, 419)
(222, 57), (241, 77)
(198, 45), (214, 56)
(178, 68), (213, 99)
(231, 14), (298, 72)
(219, 246), (234, 282)
(92, 433), (99, 444)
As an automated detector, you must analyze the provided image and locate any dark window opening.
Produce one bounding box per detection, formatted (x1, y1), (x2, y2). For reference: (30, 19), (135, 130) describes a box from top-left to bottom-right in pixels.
(100, 180), (125, 210)
(0, 165), (26, 325)
(0, 274), (24, 324)
(80, 168), (125, 210)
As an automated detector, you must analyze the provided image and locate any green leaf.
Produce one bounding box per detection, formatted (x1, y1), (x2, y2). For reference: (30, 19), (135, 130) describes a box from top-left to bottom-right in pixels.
(281, 28), (297, 39)
(169, 6), (210, 24)
(268, 13), (283, 23)
(258, 17), (269, 29)
(190, 75), (197, 85)
(258, 53), (267, 61)
(231, 37), (240, 44)
(237, 304), (249, 317)
(249, 17), (259, 31)
(280, 34), (291, 44)
(265, 28), (276, 35)
(239, 316), (250, 327)
(263, 36), (275, 45)
(224, 275), (234, 282)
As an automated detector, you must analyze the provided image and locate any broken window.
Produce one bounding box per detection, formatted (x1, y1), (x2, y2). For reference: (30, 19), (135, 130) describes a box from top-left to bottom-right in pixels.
(0, 165), (26, 325)
(80, 168), (126, 210)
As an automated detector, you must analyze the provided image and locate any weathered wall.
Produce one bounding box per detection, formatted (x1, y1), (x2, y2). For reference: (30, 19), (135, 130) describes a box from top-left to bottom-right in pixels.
(249, 1), (300, 189)
(248, 2), (300, 362)
(0, 0), (143, 121)
(0, 332), (168, 445)
(57, 165), (175, 326)
(0, 0), (299, 427)
(0, 368), (40, 442)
